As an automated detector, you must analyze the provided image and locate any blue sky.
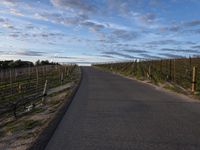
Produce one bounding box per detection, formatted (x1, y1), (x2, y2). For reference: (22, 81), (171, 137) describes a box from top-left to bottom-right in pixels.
(0, 0), (200, 64)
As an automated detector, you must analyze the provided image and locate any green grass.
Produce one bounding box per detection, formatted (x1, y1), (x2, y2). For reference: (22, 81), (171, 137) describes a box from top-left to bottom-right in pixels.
(31, 107), (45, 114)
(23, 120), (42, 130)
(5, 119), (42, 133)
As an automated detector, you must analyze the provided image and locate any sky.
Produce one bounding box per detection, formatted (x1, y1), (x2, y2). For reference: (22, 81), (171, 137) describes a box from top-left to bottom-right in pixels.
(0, 0), (200, 64)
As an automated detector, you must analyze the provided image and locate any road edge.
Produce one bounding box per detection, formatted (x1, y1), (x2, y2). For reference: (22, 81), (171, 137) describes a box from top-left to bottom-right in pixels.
(93, 66), (200, 102)
(28, 67), (83, 150)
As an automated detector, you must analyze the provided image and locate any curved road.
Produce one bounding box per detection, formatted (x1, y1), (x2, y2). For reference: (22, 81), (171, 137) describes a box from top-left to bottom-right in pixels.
(45, 67), (200, 150)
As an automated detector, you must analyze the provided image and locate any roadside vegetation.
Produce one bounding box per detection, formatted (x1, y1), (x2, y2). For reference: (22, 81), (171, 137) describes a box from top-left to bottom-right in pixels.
(0, 61), (81, 150)
(94, 57), (200, 98)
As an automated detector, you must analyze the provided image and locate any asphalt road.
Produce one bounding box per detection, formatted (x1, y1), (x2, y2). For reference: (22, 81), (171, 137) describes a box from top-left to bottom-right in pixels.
(45, 67), (200, 150)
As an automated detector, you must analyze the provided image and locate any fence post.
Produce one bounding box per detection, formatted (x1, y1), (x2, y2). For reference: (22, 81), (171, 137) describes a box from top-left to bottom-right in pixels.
(65, 65), (67, 74)
(173, 59), (176, 82)
(147, 65), (151, 79)
(160, 60), (162, 73)
(134, 60), (137, 75)
(169, 59), (172, 81)
(192, 66), (197, 93)
(10, 69), (13, 95)
(0, 69), (2, 84)
(18, 84), (22, 94)
(189, 57), (192, 77)
(61, 72), (64, 85)
(42, 80), (48, 105)
(189, 57), (192, 68)
(36, 67), (39, 93)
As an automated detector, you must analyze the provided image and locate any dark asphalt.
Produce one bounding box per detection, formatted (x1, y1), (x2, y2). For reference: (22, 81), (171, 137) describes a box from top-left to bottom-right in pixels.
(45, 67), (200, 150)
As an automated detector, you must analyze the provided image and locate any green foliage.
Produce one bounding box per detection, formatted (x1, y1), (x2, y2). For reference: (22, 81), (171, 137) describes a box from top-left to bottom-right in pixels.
(0, 59), (59, 70)
(0, 60), (34, 69)
(35, 60), (59, 66)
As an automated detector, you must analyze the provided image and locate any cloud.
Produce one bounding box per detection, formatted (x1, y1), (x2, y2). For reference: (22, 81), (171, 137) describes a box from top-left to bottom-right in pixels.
(183, 28), (200, 35)
(99, 54), (115, 58)
(158, 53), (184, 58)
(0, 0), (200, 63)
(161, 48), (200, 53)
(132, 13), (157, 25)
(102, 51), (139, 59)
(9, 8), (24, 16)
(123, 49), (148, 53)
(184, 20), (200, 27)
(51, 0), (96, 14)
(147, 40), (179, 45)
(1, 0), (19, 6)
(110, 29), (138, 41)
(139, 53), (161, 59)
(192, 45), (200, 49)
(0, 18), (6, 23)
(160, 19), (200, 33)
(0, 49), (46, 56)
(107, 0), (129, 15)
(15, 50), (46, 56)
(0, 17), (15, 29)
(5, 25), (65, 42)
(139, 13), (156, 24)
(52, 56), (79, 59)
(81, 20), (105, 32)
(9, 33), (19, 38)
(168, 25), (181, 32)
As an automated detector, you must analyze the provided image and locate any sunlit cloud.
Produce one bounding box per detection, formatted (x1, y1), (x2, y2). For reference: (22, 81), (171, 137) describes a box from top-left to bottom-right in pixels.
(0, 0), (200, 63)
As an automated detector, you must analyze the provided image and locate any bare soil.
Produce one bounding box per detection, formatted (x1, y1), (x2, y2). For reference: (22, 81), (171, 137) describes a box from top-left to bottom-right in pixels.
(0, 88), (73, 150)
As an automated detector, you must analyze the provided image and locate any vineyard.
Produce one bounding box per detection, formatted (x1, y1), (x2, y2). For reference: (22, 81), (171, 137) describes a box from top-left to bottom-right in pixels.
(94, 57), (200, 95)
(0, 64), (79, 117)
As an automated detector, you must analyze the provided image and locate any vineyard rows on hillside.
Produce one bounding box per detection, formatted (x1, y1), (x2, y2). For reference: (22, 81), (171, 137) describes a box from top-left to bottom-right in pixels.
(94, 57), (200, 95)
(0, 64), (78, 117)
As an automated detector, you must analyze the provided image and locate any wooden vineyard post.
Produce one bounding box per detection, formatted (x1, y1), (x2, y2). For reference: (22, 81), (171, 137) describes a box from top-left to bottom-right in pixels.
(0, 69), (2, 85)
(42, 66), (46, 79)
(134, 60), (137, 75)
(67, 66), (70, 77)
(36, 67), (39, 93)
(18, 84), (22, 94)
(147, 65), (151, 79)
(18, 84), (24, 102)
(28, 66), (31, 88)
(192, 66), (197, 93)
(189, 57), (192, 77)
(58, 66), (61, 82)
(110, 64), (112, 71)
(10, 69), (13, 96)
(189, 57), (192, 68)
(14, 69), (16, 82)
(160, 60), (162, 73)
(42, 80), (48, 105)
(165, 60), (169, 81)
(65, 65), (67, 75)
(169, 59), (172, 81)
(61, 72), (64, 85)
(173, 59), (176, 82)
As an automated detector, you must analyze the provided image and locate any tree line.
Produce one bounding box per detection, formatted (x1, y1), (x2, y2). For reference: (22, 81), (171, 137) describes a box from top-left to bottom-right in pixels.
(0, 60), (59, 69)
